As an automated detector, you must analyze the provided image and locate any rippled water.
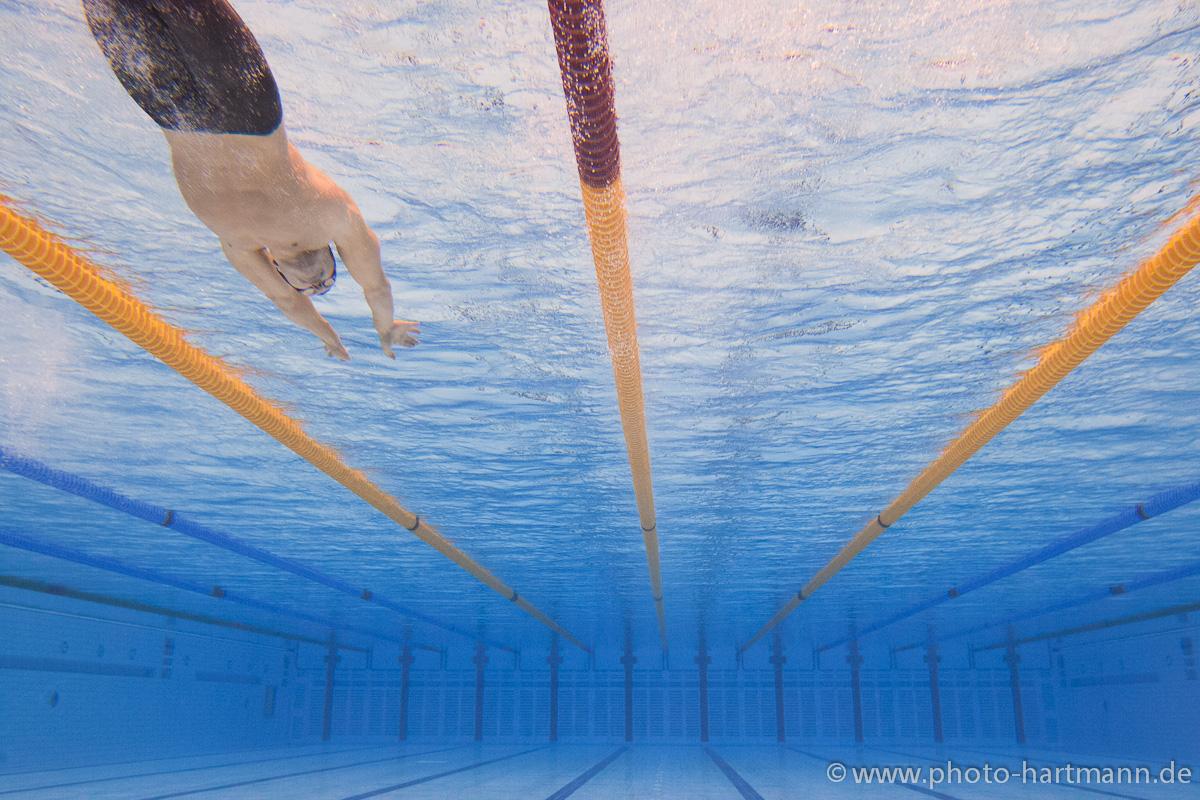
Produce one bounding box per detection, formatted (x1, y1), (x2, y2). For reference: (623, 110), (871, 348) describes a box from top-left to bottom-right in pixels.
(1, 0), (1199, 664)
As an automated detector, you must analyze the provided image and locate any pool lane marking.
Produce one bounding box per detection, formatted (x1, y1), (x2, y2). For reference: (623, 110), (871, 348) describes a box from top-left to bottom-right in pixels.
(705, 748), (766, 800)
(544, 746), (628, 800)
(338, 746), (548, 800)
(0, 745), (389, 795)
(130, 745), (469, 800)
(786, 746), (963, 800)
(952, 743), (1125, 763)
(1056, 786), (1151, 800)
(0, 742), (349, 780)
(898, 785), (969, 800)
(862, 745), (1150, 800)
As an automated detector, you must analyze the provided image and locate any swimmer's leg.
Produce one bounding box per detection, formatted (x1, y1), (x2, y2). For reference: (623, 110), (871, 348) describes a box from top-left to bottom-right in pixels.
(81, 0), (281, 135)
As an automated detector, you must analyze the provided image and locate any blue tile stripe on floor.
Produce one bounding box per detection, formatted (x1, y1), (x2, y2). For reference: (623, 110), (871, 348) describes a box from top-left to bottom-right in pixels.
(0, 743), (319, 780)
(898, 784), (968, 800)
(338, 746), (548, 800)
(705, 748), (765, 800)
(132, 745), (468, 800)
(1066, 786), (1152, 800)
(0, 745), (387, 795)
(544, 746), (628, 800)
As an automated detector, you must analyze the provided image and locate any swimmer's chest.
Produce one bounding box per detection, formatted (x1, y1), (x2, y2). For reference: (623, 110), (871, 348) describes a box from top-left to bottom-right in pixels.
(176, 175), (331, 252)
(167, 135), (345, 251)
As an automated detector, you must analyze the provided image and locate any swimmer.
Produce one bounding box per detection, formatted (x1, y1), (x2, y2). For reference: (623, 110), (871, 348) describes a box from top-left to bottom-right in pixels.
(81, 0), (418, 360)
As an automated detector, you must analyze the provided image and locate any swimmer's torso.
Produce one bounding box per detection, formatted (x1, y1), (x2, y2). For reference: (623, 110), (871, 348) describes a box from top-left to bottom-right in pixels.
(165, 127), (350, 262)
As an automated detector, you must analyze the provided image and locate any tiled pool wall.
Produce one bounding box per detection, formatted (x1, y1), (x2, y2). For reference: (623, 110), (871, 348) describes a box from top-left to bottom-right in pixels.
(4, 587), (1196, 773)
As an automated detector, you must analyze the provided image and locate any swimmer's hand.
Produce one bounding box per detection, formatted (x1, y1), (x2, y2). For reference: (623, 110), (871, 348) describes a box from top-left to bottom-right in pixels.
(378, 320), (420, 358)
(324, 339), (351, 361)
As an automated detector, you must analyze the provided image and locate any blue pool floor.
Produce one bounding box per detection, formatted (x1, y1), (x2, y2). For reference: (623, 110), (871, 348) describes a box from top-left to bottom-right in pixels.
(1, 742), (1196, 799)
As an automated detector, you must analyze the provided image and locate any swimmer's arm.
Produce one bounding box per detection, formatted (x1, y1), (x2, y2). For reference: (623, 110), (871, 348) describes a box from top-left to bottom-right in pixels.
(333, 212), (419, 358)
(221, 241), (350, 360)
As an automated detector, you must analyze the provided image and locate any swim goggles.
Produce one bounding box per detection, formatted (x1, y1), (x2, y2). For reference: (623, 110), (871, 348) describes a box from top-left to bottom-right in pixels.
(272, 245), (337, 296)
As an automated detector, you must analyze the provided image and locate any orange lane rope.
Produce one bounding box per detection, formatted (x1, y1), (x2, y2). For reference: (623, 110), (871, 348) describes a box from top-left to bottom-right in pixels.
(741, 210), (1200, 653)
(0, 198), (589, 653)
(548, 0), (668, 652)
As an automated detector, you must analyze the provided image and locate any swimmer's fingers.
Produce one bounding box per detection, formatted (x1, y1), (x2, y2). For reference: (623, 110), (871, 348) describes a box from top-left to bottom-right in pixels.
(325, 340), (351, 361)
(380, 320), (421, 358)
